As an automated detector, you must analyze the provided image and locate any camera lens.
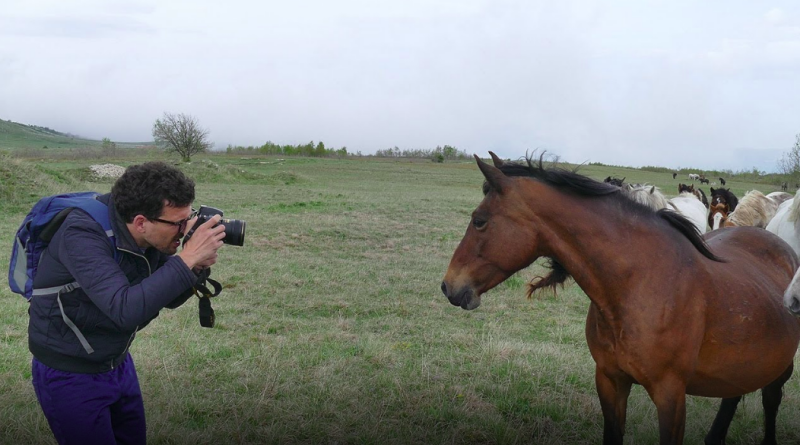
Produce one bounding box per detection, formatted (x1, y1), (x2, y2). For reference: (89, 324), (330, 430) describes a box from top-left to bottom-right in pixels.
(222, 219), (245, 246)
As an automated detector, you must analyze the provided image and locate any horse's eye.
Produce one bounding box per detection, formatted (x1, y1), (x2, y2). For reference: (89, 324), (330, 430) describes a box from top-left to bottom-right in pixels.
(473, 217), (488, 230)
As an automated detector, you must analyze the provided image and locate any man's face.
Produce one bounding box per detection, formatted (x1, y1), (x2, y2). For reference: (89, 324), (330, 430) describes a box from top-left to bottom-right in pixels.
(143, 204), (194, 255)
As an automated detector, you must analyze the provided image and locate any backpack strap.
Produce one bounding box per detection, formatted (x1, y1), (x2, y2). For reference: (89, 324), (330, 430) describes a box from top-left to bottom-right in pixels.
(56, 286), (95, 355)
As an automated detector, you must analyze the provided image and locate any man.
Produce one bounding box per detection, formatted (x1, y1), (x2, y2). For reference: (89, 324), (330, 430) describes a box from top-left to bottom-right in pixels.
(28, 161), (226, 444)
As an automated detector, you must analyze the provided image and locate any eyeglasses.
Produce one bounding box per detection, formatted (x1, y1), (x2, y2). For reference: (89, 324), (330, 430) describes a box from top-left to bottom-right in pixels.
(151, 210), (197, 234)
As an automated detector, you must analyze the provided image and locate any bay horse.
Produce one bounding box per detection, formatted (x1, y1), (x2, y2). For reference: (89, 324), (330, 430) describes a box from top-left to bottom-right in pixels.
(708, 202), (730, 231)
(441, 153), (800, 445)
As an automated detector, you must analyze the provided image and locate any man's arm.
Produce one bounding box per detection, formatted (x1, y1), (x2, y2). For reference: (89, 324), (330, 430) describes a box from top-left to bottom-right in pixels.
(56, 213), (198, 331)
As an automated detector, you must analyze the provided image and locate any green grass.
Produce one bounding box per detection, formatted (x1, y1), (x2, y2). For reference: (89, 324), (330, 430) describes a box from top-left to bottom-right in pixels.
(0, 154), (798, 444)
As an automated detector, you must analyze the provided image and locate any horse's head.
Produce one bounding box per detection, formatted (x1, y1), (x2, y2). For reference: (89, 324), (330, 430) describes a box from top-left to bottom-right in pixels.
(709, 203), (730, 230)
(784, 269), (800, 315)
(711, 188), (728, 205)
(441, 154), (544, 310)
(678, 183), (694, 194)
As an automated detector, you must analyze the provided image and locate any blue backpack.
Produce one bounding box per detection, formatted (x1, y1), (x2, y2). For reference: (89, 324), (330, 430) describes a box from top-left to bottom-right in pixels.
(8, 192), (118, 301)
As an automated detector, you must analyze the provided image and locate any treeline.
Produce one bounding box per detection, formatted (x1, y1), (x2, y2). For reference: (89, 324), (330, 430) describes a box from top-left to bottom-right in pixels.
(374, 145), (471, 162)
(225, 141), (470, 162)
(226, 141), (348, 157)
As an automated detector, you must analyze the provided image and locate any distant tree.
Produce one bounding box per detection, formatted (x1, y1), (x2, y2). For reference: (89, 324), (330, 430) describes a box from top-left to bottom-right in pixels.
(101, 137), (116, 154)
(152, 112), (211, 162)
(441, 145), (456, 159)
(315, 141), (326, 156)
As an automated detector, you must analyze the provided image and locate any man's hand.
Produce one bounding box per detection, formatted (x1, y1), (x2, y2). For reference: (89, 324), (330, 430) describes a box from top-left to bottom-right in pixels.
(177, 214), (226, 270)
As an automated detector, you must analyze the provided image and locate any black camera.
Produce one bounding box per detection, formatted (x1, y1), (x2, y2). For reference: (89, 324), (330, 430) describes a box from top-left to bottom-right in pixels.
(183, 205), (246, 246)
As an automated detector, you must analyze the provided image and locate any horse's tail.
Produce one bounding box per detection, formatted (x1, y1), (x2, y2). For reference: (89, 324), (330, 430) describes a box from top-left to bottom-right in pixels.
(657, 209), (725, 262)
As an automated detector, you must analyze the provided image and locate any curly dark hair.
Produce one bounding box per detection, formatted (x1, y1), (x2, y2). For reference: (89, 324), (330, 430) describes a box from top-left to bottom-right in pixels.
(112, 162), (195, 222)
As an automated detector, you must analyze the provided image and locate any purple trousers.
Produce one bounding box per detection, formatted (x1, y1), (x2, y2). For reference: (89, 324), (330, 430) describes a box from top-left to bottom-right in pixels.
(32, 353), (146, 445)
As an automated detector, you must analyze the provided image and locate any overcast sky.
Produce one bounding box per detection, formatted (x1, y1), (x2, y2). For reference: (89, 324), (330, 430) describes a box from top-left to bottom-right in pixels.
(3, 1), (800, 172)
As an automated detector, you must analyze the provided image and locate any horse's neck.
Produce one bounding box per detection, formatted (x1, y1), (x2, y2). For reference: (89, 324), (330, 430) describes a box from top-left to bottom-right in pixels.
(528, 187), (672, 305)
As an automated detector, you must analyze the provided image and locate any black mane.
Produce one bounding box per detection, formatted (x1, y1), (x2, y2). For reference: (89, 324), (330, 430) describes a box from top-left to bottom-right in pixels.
(492, 153), (722, 263)
(497, 155), (620, 197)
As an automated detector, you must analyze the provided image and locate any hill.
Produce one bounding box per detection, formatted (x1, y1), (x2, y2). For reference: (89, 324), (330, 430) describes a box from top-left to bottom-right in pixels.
(0, 118), (153, 152)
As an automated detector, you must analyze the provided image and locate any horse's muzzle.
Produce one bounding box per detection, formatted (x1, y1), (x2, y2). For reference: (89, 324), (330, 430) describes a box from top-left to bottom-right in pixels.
(786, 294), (800, 316)
(440, 281), (481, 310)
(784, 277), (800, 316)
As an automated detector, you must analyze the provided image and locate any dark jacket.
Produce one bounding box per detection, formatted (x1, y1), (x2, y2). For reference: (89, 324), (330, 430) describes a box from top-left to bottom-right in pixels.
(28, 193), (199, 373)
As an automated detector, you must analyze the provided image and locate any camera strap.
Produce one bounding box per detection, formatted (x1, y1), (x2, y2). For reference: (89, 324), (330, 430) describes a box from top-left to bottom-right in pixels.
(193, 268), (223, 328)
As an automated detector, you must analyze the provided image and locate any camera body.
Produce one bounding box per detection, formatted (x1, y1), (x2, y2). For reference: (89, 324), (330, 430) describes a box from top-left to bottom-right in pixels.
(184, 205), (246, 246)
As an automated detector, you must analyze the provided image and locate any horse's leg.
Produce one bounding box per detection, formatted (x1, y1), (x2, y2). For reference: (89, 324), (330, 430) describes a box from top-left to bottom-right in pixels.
(704, 397), (742, 445)
(595, 368), (633, 445)
(761, 363), (794, 445)
(649, 376), (688, 445)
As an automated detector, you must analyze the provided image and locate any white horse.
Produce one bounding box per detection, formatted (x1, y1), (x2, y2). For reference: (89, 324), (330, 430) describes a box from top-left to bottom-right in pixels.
(622, 185), (708, 233)
(669, 192), (709, 233)
(767, 191), (793, 208)
(622, 184), (669, 211)
(688, 173), (700, 181)
(775, 190), (800, 312)
(767, 190), (800, 257)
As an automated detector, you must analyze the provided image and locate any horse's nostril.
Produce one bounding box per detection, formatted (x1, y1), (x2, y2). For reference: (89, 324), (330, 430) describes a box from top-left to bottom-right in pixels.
(792, 298), (800, 314)
(441, 282), (448, 296)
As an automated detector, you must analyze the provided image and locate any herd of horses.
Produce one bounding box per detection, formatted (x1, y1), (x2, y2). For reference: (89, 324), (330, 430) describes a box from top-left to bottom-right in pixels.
(673, 172), (721, 185)
(441, 153), (800, 444)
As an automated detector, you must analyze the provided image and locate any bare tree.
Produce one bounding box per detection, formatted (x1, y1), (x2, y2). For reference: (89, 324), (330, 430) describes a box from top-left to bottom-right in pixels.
(778, 134), (800, 188)
(152, 113), (211, 162)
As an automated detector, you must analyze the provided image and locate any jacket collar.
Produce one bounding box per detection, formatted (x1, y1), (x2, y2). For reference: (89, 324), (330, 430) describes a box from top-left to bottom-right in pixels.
(98, 193), (146, 253)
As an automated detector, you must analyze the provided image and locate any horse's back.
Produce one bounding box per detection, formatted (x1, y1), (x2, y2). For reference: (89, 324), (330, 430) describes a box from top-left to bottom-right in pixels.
(692, 226), (800, 397)
(705, 226), (798, 276)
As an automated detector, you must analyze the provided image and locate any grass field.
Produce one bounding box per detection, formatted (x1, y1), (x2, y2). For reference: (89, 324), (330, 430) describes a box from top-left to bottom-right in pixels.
(0, 153), (798, 444)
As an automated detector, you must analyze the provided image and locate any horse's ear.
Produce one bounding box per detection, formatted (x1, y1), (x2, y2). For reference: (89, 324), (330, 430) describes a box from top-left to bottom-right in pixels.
(710, 187), (716, 193)
(622, 177), (626, 182)
(488, 151), (505, 168)
(649, 186), (655, 195)
(475, 154), (509, 193)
